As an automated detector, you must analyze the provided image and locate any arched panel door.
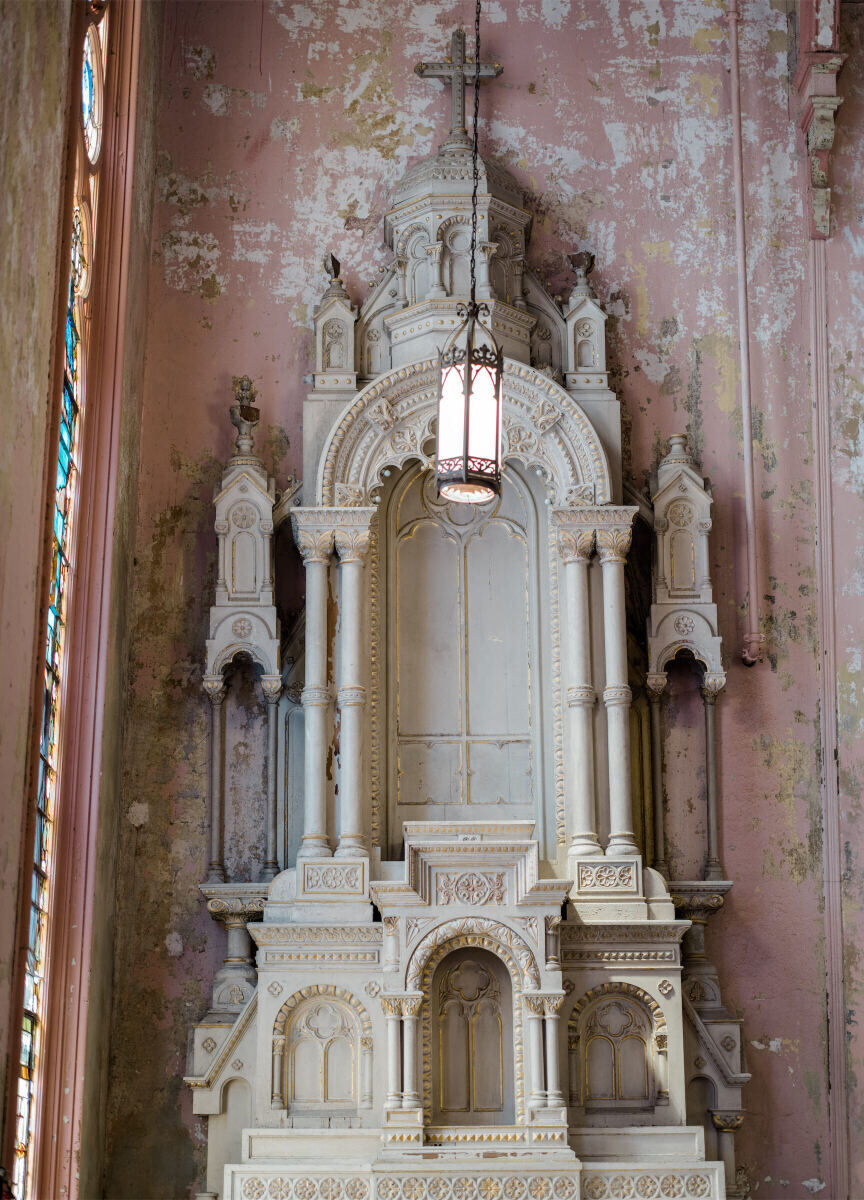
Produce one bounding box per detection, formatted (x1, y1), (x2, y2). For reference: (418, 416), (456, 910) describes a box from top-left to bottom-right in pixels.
(430, 948), (514, 1126)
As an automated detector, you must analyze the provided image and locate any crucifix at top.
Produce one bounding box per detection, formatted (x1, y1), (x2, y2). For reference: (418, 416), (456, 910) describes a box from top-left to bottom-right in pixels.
(415, 29), (503, 146)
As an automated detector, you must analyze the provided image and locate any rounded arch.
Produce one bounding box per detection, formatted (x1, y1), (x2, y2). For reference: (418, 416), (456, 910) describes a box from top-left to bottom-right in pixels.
(409, 921), (536, 1125)
(271, 984), (373, 1112)
(317, 357), (612, 509)
(406, 916), (541, 991)
(273, 983), (372, 1039)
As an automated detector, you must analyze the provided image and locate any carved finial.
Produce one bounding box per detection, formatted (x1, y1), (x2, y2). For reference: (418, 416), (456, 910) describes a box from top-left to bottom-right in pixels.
(323, 252), (341, 282)
(660, 433), (694, 469)
(229, 375), (260, 457)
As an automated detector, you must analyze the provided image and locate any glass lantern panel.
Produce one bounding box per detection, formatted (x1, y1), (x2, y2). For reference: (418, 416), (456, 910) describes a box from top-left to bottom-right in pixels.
(466, 363), (499, 465)
(438, 362), (466, 463)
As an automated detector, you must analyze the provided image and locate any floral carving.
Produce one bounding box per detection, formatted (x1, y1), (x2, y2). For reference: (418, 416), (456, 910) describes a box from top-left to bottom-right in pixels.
(202, 1037), (217, 1054)
(578, 863), (634, 889)
(438, 871), (506, 905)
(232, 616), (253, 639)
(232, 503), (257, 529)
(666, 501), (693, 528)
(673, 615), (695, 636)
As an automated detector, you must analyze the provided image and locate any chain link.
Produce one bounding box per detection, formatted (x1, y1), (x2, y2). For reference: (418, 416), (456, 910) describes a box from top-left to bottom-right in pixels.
(469, 0), (481, 308)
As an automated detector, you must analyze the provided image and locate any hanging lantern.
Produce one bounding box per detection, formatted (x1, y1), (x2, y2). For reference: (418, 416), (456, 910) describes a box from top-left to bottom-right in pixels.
(435, 302), (503, 503)
(434, 0), (504, 505)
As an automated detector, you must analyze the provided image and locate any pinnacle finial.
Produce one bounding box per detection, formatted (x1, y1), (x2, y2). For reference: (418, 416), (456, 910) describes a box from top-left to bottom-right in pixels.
(230, 375), (260, 457)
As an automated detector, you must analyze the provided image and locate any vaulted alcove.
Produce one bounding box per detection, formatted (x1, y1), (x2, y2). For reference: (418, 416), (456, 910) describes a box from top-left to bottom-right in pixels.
(429, 948), (514, 1126)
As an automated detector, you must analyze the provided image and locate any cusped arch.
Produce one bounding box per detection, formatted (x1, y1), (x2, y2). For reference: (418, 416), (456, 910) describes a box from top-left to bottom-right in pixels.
(211, 642), (276, 677)
(317, 357), (612, 508)
(273, 982), (372, 1038)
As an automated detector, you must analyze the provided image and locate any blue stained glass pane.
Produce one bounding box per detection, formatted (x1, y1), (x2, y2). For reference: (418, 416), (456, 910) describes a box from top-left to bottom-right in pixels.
(82, 56), (94, 130)
(65, 312), (78, 374)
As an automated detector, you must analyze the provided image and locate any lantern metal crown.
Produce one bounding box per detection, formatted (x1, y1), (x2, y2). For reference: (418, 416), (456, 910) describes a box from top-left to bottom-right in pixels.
(434, 1), (504, 505)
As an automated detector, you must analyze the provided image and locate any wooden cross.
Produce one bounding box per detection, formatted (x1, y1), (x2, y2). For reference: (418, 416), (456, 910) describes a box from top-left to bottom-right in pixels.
(415, 29), (503, 142)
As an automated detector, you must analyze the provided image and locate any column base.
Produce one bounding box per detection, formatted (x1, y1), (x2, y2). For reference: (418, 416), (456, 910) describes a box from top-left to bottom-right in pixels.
(206, 865), (227, 883)
(258, 862), (279, 882)
(569, 833), (603, 858)
(335, 838), (368, 858)
(704, 857), (725, 881)
(606, 833), (639, 855)
(297, 837), (333, 859)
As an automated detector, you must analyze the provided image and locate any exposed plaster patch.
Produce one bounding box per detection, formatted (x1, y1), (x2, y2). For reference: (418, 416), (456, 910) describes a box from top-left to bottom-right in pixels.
(126, 802), (149, 828)
(165, 932), (184, 957)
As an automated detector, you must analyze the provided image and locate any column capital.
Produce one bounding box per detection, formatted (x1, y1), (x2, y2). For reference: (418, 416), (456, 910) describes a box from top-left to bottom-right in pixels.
(261, 674), (283, 703)
(203, 674), (227, 704)
(332, 507), (376, 563)
(291, 508), (336, 563)
(557, 527), (595, 563)
(710, 1110), (744, 1133)
(701, 672), (726, 703)
(596, 526), (633, 564)
(646, 672), (668, 702)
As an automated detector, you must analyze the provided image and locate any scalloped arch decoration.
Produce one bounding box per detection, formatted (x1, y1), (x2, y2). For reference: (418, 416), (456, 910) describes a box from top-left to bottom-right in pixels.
(316, 357), (612, 508)
(568, 981), (667, 1034)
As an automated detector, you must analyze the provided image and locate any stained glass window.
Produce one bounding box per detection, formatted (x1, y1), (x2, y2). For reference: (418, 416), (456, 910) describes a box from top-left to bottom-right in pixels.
(14, 10), (106, 1196)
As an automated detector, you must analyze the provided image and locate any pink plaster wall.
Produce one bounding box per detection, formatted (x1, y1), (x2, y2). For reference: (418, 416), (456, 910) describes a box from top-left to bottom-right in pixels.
(104, 2), (862, 1196)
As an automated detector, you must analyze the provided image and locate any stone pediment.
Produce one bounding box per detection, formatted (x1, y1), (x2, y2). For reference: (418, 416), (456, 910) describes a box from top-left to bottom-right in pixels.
(370, 821), (572, 911)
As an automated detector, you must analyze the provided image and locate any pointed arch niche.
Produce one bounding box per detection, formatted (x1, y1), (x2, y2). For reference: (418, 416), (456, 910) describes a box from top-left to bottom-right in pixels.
(312, 357), (613, 859)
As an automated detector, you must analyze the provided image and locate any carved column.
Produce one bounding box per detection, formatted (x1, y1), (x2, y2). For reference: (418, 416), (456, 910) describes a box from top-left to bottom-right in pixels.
(401, 995), (422, 1109)
(360, 1036), (373, 1108)
(646, 672), (669, 877)
(205, 893), (263, 1014)
(525, 994), (546, 1108)
(334, 513), (374, 857)
(477, 241), (497, 301)
(261, 675), (283, 880)
(702, 673), (726, 881)
(292, 513), (335, 859)
(394, 255), (408, 306)
(425, 242), (445, 298)
(271, 1036), (285, 1108)
(711, 1111), (744, 1194)
(382, 996), (403, 1110)
(557, 521), (600, 856)
(598, 518), (638, 855)
(203, 675), (227, 882)
(543, 995), (565, 1107)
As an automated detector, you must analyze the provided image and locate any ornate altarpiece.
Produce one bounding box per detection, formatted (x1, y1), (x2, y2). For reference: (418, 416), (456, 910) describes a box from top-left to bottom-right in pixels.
(185, 32), (747, 1200)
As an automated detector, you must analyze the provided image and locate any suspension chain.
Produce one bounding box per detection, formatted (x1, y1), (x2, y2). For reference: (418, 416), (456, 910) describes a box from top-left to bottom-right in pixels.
(469, 0), (481, 309)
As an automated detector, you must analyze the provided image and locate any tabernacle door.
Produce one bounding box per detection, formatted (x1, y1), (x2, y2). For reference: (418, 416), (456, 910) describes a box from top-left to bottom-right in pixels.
(383, 464), (550, 855)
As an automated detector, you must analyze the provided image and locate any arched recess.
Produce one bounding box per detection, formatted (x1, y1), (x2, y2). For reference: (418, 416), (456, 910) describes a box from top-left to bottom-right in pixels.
(316, 357), (611, 509)
(271, 984), (373, 1112)
(567, 983), (668, 1112)
(379, 462), (551, 854)
(406, 917), (541, 1125)
(316, 357), (611, 858)
(431, 948), (514, 1125)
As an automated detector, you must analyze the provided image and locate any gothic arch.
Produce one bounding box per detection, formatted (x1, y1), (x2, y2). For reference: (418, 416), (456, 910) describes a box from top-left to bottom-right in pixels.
(316, 357), (612, 508)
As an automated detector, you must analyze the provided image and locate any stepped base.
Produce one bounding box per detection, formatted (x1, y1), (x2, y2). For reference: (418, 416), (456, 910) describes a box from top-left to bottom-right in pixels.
(222, 1129), (726, 1200)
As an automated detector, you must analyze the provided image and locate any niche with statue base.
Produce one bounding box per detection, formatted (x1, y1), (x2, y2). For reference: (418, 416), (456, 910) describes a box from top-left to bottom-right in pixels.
(184, 27), (747, 1200)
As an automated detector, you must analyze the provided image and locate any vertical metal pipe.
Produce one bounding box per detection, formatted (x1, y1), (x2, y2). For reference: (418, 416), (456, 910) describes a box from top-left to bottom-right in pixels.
(726, 0), (764, 666)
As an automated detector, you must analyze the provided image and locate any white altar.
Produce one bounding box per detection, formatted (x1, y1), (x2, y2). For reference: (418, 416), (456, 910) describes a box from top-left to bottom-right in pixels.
(184, 30), (747, 1200)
